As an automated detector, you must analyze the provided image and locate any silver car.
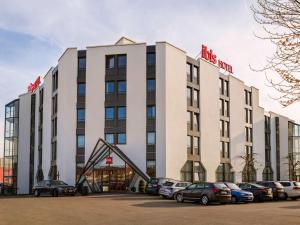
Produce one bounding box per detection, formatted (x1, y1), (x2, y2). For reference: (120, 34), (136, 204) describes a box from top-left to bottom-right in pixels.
(159, 181), (191, 199)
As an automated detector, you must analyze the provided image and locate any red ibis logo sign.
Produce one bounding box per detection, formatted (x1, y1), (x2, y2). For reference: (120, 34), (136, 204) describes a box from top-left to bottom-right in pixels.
(28, 76), (41, 93)
(106, 156), (113, 165)
(201, 45), (233, 74)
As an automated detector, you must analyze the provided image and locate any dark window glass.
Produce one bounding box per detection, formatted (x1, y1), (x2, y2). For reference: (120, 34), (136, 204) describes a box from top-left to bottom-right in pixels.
(105, 133), (114, 144)
(77, 109), (85, 122)
(193, 66), (199, 84)
(186, 64), (192, 82)
(118, 81), (126, 93)
(147, 53), (155, 66)
(77, 135), (85, 148)
(117, 133), (126, 144)
(118, 107), (126, 120)
(78, 83), (86, 97)
(147, 79), (155, 92)
(147, 106), (155, 119)
(105, 107), (114, 120)
(78, 58), (86, 69)
(118, 55), (126, 68)
(147, 132), (156, 145)
(106, 82), (114, 94)
(106, 56), (115, 69)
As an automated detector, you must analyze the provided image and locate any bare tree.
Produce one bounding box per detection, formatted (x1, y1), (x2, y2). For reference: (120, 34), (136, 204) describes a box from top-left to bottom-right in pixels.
(238, 153), (262, 182)
(285, 153), (300, 181)
(251, 0), (300, 107)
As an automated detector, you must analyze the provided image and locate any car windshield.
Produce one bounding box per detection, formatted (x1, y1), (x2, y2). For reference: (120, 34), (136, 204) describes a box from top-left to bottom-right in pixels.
(274, 182), (284, 188)
(163, 182), (174, 186)
(293, 182), (300, 187)
(51, 181), (67, 185)
(214, 183), (227, 189)
(251, 183), (265, 188)
(150, 179), (159, 184)
(226, 183), (241, 190)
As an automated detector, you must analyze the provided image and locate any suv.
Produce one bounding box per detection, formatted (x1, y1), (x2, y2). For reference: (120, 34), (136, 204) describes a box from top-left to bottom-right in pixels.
(146, 178), (176, 195)
(279, 181), (300, 200)
(32, 180), (76, 197)
(256, 181), (285, 200)
(159, 181), (191, 199)
(175, 182), (231, 205)
(238, 183), (273, 202)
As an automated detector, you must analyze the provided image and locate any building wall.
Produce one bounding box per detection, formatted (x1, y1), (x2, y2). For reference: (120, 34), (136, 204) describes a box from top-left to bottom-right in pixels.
(252, 87), (265, 181)
(86, 43), (147, 174)
(229, 76), (246, 183)
(199, 59), (220, 182)
(278, 116), (290, 180)
(57, 48), (78, 185)
(156, 42), (187, 179)
(17, 93), (31, 194)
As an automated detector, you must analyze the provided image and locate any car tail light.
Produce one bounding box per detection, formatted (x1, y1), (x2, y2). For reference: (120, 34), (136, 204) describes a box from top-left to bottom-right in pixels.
(293, 186), (300, 190)
(212, 187), (218, 193)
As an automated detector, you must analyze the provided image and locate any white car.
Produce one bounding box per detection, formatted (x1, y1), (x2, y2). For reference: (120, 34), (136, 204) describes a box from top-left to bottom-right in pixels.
(159, 181), (191, 199)
(279, 181), (300, 200)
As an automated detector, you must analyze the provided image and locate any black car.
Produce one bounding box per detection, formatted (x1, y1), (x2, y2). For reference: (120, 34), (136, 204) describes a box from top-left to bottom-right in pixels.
(32, 180), (76, 197)
(238, 183), (273, 202)
(256, 181), (285, 200)
(175, 182), (231, 205)
(146, 178), (176, 195)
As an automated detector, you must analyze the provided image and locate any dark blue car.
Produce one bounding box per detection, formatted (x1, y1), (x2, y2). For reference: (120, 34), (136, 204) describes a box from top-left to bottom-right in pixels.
(224, 182), (254, 203)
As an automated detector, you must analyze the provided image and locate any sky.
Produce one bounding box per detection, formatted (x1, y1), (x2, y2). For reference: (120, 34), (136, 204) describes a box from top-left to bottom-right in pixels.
(0, 0), (299, 157)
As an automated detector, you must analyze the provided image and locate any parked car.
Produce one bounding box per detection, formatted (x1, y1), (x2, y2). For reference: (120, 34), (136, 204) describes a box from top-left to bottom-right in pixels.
(256, 181), (285, 200)
(279, 181), (300, 200)
(32, 180), (76, 197)
(0, 183), (3, 194)
(224, 182), (254, 203)
(175, 182), (231, 205)
(146, 178), (176, 195)
(238, 183), (273, 202)
(159, 181), (191, 199)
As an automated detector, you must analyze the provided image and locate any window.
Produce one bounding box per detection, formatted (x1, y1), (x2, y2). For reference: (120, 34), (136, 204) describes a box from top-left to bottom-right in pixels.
(105, 133), (114, 144)
(187, 87), (192, 106)
(117, 107), (126, 120)
(187, 111), (192, 130)
(224, 100), (229, 117)
(77, 109), (85, 122)
(77, 135), (85, 148)
(147, 106), (155, 119)
(224, 121), (229, 137)
(186, 64), (192, 82)
(118, 55), (126, 68)
(105, 107), (114, 120)
(194, 136), (200, 155)
(146, 160), (156, 178)
(106, 56), (115, 69)
(117, 133), (126, 144)
(193, 113), (199, 131)
(105, 82), (114, 94)
(219, 78), (224, 95)
(193, 66), (199, 84)
(118, 81), (126, 93)
(220, 120), (224, 136)
(147, 53), (155, 66)
(193, 90), (199, 107)
(78, 58), (86, 70)
(224, 80), (229, 96)
(220, 99), (224, 116)
(147, 132), (155, 145)
(147, 79), (155, 92)
(187, 136), (192, 154)
(78, 83), (86, 97)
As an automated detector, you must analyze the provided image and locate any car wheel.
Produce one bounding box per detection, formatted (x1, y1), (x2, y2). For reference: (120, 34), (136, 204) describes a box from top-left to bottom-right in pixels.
(53, 189), (59, 197)
(34, 190), (40, 197)
(162, 195), (167, 199)
(284, 193), (288, 200)
(176, 193), (184, 203)
(201, 195), (209, 206)
(231, 196), (237, 204)
(291, 197), (297, 201)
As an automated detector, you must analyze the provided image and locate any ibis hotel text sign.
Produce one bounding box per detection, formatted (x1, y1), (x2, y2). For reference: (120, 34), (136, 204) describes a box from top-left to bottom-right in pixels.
(28, 76), (41, 93)
(201, 45), (233, 74)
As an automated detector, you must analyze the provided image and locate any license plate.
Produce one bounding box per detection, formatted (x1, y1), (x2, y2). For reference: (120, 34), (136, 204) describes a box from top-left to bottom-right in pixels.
(220, 191), (227, 195)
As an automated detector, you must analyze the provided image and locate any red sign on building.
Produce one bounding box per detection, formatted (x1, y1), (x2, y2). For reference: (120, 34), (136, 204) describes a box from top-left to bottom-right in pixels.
(201, 45), (233, 74)
(106, 156), (113, 165)
(28, 76), (41, 93)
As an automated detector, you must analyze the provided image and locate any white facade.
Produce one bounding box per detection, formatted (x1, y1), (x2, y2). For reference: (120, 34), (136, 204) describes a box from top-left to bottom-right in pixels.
(4, 37), (298, 194)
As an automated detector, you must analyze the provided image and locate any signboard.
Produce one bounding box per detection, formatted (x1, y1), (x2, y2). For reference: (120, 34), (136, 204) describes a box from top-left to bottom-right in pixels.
(201, 45), (233, 74)
(106, 156), (113, 165)
(28, 76), (41, 93)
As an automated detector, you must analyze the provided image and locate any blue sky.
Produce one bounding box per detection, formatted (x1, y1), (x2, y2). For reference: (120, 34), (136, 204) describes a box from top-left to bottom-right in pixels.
(0, 0), (299, 156)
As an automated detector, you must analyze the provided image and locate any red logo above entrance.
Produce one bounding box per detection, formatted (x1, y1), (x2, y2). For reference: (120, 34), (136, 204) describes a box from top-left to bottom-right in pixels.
(28, 76), (41, 93)
(106, 156), (113, 165)
(201, 45), (233, 74)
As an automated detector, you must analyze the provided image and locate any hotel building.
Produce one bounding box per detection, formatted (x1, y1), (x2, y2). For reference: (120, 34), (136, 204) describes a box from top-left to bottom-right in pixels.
(2, 37), (300, 194)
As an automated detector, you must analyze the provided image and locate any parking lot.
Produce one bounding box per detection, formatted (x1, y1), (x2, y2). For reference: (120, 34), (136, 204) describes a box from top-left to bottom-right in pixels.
(0, 194), (299, 225)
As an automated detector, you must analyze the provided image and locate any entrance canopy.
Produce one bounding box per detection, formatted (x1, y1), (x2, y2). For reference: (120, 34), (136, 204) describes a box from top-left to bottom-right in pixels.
(76, 138), (149, 193)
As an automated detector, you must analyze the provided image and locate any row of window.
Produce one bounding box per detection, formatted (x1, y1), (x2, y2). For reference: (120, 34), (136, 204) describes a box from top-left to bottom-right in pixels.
(245, 127), (253, 142)
(186, 63), (199, 84)
(52, 71), (58, 92)
(187, 136), (200, 155)
(220, 141), (230, 158)
(245, 90), (252, 106)
(220, 99), (229, 117)
(220, 120), (230, 138)
(187, 111), (200, 131)
(220, 78), (229, 97)
(106, 81), (126, 94)
(187, 87), (199, 108)
(105, 107), (126, 120)
(245, 108), (253, 124)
